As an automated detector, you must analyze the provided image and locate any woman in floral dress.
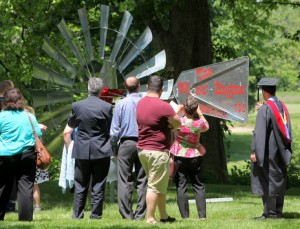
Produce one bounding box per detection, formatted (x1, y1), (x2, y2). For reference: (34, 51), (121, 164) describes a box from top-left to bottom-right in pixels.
(170, 96), (209, 220)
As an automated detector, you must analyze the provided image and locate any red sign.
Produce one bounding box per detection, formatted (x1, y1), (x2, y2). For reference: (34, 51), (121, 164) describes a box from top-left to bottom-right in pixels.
(195, 84), (207, 95)
(195, 67), (213, 81)
(177, 82), (190, 95)
(234, 103), (247, 113)
(214, 82), (245, 99)
(200, 105), (227, 119)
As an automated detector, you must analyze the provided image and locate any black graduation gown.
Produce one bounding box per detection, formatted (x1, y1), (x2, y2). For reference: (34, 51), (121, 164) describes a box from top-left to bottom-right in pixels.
(251, 98), (292, 197)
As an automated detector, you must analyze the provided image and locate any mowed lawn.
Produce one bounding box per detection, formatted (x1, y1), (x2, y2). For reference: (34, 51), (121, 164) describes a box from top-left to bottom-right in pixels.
(2, 180), (300, 229)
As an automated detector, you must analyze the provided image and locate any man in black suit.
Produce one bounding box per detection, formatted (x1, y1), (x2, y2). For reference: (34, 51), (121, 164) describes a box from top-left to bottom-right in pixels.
(67, 77), (113, 219)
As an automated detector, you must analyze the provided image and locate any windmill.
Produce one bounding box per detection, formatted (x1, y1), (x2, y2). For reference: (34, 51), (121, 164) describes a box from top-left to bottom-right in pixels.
(29, 4), (249, 155)
(30, 4), (173, 132)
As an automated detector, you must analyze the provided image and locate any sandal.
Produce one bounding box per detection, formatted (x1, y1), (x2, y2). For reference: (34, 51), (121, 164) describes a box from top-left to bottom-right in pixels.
(146, 219), (158, 224)
(34, 206), (41, 211)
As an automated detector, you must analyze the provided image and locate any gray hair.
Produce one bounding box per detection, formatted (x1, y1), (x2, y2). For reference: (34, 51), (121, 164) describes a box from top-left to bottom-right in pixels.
(88, 77), (103, 95)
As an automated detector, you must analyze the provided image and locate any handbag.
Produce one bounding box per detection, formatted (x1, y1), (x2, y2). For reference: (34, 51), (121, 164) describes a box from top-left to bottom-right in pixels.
(27, 113), (52, 170)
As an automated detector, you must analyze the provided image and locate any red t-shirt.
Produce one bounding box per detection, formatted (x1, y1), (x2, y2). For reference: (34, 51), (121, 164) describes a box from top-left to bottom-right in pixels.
(136, 96), (176, 151)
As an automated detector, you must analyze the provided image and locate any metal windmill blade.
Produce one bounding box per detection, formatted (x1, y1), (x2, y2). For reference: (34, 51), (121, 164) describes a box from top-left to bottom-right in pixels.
(173, 57), (249, 123)
(29, 4), (168, 130)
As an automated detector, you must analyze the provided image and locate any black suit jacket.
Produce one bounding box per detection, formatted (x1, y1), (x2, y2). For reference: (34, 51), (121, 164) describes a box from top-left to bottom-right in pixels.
(68, 95), (113, 159)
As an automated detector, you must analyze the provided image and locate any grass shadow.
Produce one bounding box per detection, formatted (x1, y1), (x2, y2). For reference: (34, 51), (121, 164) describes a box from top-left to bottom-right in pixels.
(282, 212), (300, 219)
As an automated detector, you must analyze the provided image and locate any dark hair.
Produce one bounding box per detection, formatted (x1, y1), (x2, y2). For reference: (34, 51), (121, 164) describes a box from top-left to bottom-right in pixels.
(0, 80), (14, 95)
(262, 86), (276, 95)
(184, 95), (198, 115)
(125, 76), (140, 93)
(147, 75), (163, 92)
(2, 88), (25, 111)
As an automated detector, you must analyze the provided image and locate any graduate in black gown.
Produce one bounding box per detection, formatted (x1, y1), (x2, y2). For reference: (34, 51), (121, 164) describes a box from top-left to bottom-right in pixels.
(250, 78), (292, 220)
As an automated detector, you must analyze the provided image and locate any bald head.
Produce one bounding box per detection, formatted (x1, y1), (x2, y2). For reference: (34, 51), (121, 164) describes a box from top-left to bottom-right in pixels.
(125, 76), (140, 93)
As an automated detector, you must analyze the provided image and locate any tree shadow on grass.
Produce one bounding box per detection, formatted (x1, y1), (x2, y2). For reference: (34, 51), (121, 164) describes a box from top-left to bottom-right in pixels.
(282, 212), (300, 219)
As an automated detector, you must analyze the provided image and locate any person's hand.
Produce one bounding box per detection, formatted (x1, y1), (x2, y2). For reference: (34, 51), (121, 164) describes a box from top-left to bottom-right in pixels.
(174, 104), (184, 114)
(200, 151), (206, 156)
(256, 102), (263, 111)
(197, 105), (205, 119)
(250, 152), (256, 162)
(39, 124), (47, 132)
(197, 105), (202, 115)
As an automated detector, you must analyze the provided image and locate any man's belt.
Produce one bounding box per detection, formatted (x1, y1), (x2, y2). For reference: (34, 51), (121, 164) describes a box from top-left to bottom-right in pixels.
(120, 137), (138, 142)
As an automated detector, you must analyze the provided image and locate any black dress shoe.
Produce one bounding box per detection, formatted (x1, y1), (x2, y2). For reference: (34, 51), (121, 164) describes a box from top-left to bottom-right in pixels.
(160, 216), (176, 223)
(5, 202), (16, 213)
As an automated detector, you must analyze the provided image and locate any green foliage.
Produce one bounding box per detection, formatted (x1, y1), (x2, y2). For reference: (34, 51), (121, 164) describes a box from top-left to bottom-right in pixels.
(228, 160), (300, 188)
(288, 167), (300, 188)
(228, 160), (251, 186)
(48, 156), (61, 180)
(210, 0), (300, 92)
(290, 127), (300, 170)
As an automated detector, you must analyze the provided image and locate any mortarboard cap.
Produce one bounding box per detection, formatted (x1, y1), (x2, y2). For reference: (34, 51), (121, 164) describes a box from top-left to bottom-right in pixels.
(257, 78), (279, 87)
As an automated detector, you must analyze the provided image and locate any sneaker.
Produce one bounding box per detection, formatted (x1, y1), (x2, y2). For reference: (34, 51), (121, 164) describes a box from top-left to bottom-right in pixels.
(160, 216), (176, 223)
(34, 206), (41, 211)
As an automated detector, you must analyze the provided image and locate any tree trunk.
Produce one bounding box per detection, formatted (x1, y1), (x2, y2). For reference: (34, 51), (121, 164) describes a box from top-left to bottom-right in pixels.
(149, 0), (228, 182)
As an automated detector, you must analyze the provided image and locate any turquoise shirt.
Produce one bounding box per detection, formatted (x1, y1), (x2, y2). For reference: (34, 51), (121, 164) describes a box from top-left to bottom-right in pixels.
(0, 110), (42, 156)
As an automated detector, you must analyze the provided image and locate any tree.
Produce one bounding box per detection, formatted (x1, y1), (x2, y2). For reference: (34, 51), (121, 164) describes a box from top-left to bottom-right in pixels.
(119, 0), (227, 182)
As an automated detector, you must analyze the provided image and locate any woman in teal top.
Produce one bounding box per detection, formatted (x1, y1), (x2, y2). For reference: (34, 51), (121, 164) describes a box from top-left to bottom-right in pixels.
(0, 88), (41, 221)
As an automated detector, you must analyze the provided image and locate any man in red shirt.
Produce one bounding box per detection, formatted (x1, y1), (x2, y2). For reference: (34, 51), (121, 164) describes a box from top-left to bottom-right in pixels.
(136, 75), (181, 224)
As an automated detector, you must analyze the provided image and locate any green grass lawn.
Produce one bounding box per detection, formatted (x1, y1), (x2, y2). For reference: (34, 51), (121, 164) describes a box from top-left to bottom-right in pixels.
(2, 180), (300, 228)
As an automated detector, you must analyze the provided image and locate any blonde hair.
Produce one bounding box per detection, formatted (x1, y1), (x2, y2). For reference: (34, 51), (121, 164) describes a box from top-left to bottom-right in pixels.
(24, 106), (35, 115)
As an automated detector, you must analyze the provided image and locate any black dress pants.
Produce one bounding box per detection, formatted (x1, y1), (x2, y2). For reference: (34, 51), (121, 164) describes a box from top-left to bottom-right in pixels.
(73, 157), (110, 219)
(174, 156), (206, 218)
(0, 154), (20, 220)
(0, 149), (36, 221)
(262, 195), (284, 218)
(16, 150), (37, 221)
(117, 139), (147, 220)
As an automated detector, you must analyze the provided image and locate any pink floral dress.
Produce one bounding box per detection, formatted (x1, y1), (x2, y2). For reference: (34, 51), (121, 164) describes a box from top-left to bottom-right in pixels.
(170, 117), (209, 158)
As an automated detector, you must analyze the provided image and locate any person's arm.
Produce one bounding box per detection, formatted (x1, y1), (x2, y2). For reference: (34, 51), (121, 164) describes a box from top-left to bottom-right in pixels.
(67, 104), (79, 128)
(251, 106), (268, 167)
(110, 104), (121, 155)
(256, 102), (263, 111)
(63, 124), (74, 149)
(31, 114), (42, 138)
(38, 124), (47, 132)
(168, 113), (181, 130)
